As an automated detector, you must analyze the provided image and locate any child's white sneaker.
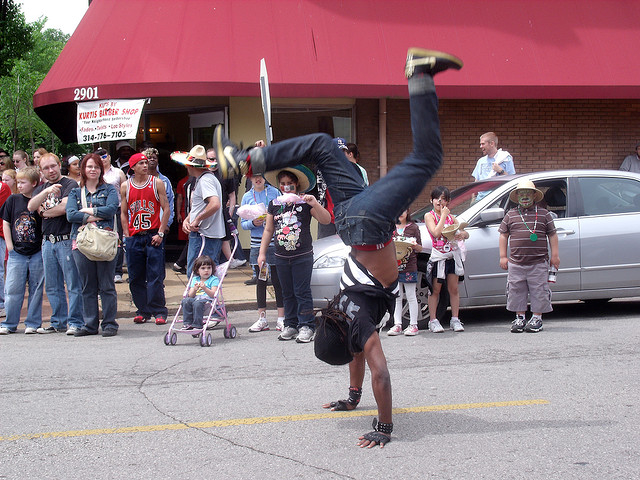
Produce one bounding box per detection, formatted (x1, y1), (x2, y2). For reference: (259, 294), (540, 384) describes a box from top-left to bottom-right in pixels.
(429, 319), (444, 333)
(387, 324), (403, 336)
(403, 324), (419, 336)
(449, 317), (464, 332)
(249, 314), (269, 332)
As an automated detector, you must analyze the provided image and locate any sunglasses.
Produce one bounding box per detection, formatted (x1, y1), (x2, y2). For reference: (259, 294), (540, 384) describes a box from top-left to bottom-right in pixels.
(100, 154), (108, 160)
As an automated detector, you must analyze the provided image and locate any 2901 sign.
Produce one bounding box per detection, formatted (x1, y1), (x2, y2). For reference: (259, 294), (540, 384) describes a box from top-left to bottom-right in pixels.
(74, 87), (99, 101)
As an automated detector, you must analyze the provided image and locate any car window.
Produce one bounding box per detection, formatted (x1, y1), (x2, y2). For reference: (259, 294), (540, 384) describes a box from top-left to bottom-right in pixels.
(577, 177), (640, 216)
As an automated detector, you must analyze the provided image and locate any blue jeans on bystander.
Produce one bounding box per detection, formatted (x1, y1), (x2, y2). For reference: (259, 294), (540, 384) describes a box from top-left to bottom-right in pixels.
(1, 250), (45, 331)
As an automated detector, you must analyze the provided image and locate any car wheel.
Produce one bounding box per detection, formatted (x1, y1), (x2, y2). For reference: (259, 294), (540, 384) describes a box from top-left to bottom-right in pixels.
(400, 271), (450, 329)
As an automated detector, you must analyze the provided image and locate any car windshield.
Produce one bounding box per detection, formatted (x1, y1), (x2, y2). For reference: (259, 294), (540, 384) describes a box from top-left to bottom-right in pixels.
(413, 179), (508, 219)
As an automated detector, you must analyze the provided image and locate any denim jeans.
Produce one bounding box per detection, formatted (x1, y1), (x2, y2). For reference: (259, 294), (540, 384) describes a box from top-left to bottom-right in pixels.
(187, 233), (222, 278)
(259, 88), (442, 246)
(1, 250), (45, 331)
(275, 252), (315, 329)
(181, 296), (211, 327)
(124, 234), (167, 318)
(0, 237), (5, 309)
(41, 238), (84, 330)
(72, 250), (118, 333)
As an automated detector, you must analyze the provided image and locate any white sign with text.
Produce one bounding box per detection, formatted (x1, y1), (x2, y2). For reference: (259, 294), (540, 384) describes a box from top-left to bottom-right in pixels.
(77, 99), (145, 144)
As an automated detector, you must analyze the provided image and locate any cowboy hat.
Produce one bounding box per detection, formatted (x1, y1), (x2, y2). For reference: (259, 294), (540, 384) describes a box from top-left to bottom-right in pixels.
(509, 179), (544, 204)
(264, 165), (316, 193)
(170, 145), (214, 168)
(441, 218), (469, 241)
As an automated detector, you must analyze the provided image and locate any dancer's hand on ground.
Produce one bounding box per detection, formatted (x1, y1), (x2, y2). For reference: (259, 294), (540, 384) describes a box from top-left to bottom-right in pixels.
(357, 431), (390, 448)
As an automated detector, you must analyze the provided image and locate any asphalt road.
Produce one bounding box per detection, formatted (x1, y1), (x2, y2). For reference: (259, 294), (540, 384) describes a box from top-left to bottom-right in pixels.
(1, 300), (638, 479)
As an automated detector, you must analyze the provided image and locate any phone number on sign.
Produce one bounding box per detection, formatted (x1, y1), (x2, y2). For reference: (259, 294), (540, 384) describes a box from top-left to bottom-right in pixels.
(81, 131), (128, 142)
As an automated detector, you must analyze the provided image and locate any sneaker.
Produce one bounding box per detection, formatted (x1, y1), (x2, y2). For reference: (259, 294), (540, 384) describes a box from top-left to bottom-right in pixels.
(278, 326), (298, 341)
(66, 326), (80, 336)
(296, 326), (314, 343)
(133, 315), (148, 324)
(244, 277), (257, 286)
(155, 316), (167, 325)
(276, 317), (284, 331)
(74, 328), (97, 337)
(248, 315), (269, 332)
(37, 326), (56, 334)
(0, 326), (13, 334)
(387, 324), (403, 336)
(428, 319), (445, 333)
(0, 308), (6, 318)
(24, 327), (38, 334)
(206, 319), (220, 329)
(214, 125), (257, 179)
(114, 275), (124, 284)
(525, 315), (543, 333)
(405, 48), (464, 79)
(511, 314), (526, 333)
(403, 324), (419, 336)
(229, 258), (247, 269)
(449, 318), (465, 332)
(183, 324), (194, 331)
(172, 263), (186, 274)
(102, 329), (117, 337)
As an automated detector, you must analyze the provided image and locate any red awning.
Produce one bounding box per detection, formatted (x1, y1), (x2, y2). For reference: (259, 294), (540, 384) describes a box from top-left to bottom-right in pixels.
(34, 0), (640, 142)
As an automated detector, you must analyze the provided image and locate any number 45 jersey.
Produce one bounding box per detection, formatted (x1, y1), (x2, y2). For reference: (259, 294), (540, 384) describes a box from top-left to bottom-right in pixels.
(125, 177), (161, 236)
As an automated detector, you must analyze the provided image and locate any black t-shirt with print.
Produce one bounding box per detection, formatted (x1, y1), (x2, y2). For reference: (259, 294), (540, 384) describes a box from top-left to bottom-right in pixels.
(32, 176), (78, 236)
(268, 200), (313, 258)
(2, 194), (43, 256)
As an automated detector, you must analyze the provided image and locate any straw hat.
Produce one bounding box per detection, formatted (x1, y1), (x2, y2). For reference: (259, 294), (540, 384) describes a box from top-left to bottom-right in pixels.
(509, 179), (543, 204)
(170, 145), (214, 168)
(394, 240), (414, 261)
(264, 165), (316, 193)
(441, 218), (469, 241)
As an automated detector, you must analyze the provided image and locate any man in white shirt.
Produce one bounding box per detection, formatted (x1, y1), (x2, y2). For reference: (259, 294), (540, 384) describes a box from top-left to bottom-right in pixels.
(472, 132), (516, 181)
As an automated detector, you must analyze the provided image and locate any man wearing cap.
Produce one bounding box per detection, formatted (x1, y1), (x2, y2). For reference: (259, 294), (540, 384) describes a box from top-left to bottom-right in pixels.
(120, 153), (171, 325)
(113, 141), (134, 175)
(619, 142), (640, 174)
(215, 48), (463, 447)
(171, 145), (226, 278)
(28, 153), (84, 334)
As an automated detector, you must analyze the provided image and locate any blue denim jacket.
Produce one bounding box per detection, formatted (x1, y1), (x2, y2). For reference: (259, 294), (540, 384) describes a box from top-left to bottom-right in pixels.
(66, 183), (119, 239)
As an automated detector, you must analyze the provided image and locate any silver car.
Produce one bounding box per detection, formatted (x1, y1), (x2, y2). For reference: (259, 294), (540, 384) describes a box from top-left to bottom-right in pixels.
(311, 170), (640, 323)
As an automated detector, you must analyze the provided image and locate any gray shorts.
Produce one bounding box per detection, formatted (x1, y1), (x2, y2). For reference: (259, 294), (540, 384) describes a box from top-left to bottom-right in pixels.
(506, 262), (553, 313)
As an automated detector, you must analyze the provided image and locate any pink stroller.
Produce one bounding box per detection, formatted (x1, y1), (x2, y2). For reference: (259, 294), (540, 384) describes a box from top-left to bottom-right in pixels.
(163, 233), (238, 347)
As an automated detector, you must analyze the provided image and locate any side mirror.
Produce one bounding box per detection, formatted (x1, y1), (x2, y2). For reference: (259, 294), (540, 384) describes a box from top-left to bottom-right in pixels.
(477, 207), (505, 225)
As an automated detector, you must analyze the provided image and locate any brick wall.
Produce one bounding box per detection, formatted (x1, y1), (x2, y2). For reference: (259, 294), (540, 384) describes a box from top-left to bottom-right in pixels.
(356, 98), (640, 213)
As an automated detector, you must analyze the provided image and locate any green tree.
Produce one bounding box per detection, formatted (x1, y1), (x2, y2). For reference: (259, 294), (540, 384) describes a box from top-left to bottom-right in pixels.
(0, 16), (84, 154)
(0, 0), (33, 74)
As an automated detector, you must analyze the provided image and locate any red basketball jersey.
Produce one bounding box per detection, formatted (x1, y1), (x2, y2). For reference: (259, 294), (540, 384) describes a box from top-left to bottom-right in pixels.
(125, 177), (161, 236)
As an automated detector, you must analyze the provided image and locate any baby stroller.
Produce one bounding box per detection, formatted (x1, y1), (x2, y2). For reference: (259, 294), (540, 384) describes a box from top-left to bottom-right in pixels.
(164, 232), (239, 347)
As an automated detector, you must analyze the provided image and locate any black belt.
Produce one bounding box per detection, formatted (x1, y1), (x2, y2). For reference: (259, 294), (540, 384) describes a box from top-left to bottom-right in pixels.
(133, 229), (159, 237)
(45, 234), (70, 244)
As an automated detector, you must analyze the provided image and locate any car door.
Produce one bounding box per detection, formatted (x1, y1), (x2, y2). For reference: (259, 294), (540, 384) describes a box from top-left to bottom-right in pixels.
(575, 175), (640, 291)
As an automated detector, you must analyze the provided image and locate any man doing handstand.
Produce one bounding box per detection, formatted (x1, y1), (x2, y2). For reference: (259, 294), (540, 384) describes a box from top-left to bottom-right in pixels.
(215, 47), (462, 448)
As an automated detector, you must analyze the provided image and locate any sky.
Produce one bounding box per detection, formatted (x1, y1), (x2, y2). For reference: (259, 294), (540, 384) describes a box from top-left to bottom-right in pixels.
(19, 0), (89, 35)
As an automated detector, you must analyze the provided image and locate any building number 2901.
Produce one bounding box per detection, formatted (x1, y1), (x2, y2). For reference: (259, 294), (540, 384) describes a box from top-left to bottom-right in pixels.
(74, 87), (99, 101)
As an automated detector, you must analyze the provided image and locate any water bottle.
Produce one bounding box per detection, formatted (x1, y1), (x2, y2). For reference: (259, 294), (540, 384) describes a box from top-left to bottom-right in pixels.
(548, 265), (558, 283)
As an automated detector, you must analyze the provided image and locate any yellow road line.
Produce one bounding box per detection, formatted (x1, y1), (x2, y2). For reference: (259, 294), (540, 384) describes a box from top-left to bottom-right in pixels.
(0, 399), (549, 442)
